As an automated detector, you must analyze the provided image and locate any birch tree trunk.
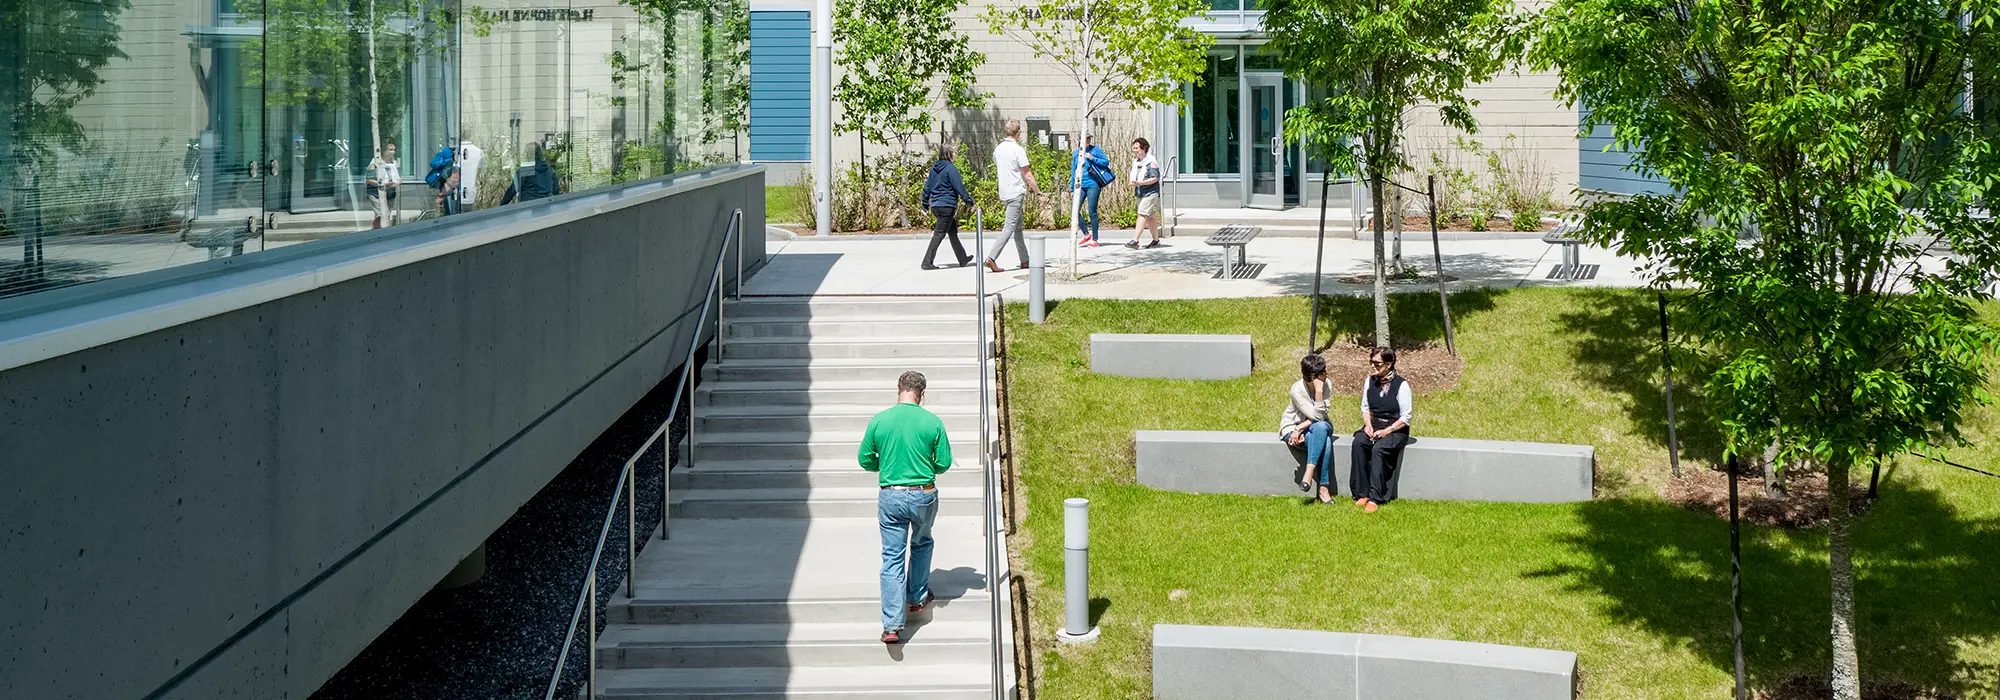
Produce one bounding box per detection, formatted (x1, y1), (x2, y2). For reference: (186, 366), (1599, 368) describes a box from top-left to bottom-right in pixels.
(1371, 169), (1390, 348)
(367, 0), (385, 225)
(1827, 455), (1861, 700)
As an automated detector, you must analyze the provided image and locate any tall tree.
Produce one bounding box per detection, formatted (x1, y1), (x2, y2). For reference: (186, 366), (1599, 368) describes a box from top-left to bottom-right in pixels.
(982, 0), (1210, 276)
(1535, 2), (2000, 696)
(1, 0), (129, 281)
(833, 0), (988, 225)
(1263, 0), (1518, 348)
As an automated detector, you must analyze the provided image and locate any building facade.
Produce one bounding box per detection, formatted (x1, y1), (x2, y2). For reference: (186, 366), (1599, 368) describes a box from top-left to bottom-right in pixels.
(746, 0), (1592, 211)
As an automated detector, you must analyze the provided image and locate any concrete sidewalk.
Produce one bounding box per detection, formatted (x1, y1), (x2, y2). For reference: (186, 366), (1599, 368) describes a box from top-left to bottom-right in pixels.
(747, 230), (1651, 299)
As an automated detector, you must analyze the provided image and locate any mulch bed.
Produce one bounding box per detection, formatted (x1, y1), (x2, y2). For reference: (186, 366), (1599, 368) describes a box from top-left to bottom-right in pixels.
(1760, 676), (1959, 700)
(1402, 214), (1556, 234)
(1664, 464), (1879, 529)
(1333, 272), (1462, 286)
(1317, 342), (1464, 394)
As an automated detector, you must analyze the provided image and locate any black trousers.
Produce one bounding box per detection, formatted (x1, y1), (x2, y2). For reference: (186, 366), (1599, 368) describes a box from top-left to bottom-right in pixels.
(924, 206), (970, 267)
(1350, 428), (1410, 503)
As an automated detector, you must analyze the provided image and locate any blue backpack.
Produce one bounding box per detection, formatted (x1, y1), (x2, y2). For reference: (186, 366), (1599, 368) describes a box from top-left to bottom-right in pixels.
(425, 146), (455, 188)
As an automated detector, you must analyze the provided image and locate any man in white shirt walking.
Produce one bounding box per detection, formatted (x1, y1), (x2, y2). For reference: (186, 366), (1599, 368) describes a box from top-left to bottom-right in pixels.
(984, 120), (1039, 272)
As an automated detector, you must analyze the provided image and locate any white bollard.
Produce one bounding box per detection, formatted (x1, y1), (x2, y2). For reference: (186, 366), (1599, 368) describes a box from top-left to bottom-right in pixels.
(1028, 234), (1048, 324)
(1056, 497), (1099, 644)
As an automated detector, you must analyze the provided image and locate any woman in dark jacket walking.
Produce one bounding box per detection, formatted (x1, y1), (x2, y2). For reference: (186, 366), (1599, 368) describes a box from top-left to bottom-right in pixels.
(920, 144), (975, 270)
(500, 141), (560, 205)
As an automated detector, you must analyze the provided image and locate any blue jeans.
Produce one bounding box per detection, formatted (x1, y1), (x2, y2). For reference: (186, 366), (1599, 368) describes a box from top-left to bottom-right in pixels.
(1284, 421), (1336, 485)
(879, 488), (940, 630)
(1078, 186), (1102, 241)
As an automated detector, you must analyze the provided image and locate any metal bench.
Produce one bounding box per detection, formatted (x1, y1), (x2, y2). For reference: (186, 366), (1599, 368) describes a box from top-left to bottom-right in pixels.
(1541, 213), (1594, 280)
(1203, 224), (1262, 279)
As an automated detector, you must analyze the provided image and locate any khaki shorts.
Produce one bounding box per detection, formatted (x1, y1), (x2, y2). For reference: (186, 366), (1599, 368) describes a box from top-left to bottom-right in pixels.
(1136, 193), (1161, 217)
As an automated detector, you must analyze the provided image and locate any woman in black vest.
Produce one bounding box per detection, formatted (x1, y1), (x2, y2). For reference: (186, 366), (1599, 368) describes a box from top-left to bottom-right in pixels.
(1351, 348), (1412, 512)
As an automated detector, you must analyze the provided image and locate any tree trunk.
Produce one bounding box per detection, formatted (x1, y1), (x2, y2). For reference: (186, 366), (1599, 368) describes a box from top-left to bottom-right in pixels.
(1764, 440), (1787, 498)
(1370, 169), (1390, 348)
(1827, 455), (1862, 700)
(367, 0), (385, 225)
(896, 136), (911, 229)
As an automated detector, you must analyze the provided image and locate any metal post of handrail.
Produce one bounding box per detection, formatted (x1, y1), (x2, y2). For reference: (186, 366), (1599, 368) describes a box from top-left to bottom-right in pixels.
(734, 209), (745, 298)
(975, 208), (1004, 700)
(540, 208), (742, 700)
(625, 454), (637, 597)
(587, 570), (598, 696)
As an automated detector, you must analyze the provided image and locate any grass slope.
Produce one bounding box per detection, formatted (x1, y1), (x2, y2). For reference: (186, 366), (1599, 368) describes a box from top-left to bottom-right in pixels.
(1003, 289), (2000, 699)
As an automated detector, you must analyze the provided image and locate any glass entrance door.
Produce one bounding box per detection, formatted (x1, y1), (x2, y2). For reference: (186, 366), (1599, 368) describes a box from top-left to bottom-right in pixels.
(1246, 73), (1285, 209)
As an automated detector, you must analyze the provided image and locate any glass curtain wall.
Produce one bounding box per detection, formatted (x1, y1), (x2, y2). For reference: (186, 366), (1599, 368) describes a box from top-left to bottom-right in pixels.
(0, 0), (747, 300)
(1179, 48), (1240, 176)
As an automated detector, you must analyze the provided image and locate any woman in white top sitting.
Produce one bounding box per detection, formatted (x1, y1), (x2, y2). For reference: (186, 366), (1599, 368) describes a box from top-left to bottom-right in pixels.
(1280, 354), (1338, 504)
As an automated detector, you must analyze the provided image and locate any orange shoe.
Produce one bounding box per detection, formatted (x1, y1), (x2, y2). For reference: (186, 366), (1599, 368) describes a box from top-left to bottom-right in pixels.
(1363, 500), (1379, 513)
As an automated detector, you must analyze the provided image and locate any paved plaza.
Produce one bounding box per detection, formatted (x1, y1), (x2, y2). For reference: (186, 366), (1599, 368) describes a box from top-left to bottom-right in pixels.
(749, 228), (1650, 298)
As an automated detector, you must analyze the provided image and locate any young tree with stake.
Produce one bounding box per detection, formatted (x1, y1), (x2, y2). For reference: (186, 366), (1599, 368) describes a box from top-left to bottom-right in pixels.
(834, 0), (988, 227)
(1262, 0), (1518, 349)
(1535, 2), (2000, 696)
(983, 0), (1210, 279)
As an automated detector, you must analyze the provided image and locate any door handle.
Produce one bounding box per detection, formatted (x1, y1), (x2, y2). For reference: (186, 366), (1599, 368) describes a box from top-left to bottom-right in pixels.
(1272, 136), (1281, 157)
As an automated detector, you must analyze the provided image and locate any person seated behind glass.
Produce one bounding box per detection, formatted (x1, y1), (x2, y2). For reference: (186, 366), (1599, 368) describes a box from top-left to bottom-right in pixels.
(1351, 348), (1413, 513)
(500, 141), (561, 205)
(1280, 354), (1338, 504)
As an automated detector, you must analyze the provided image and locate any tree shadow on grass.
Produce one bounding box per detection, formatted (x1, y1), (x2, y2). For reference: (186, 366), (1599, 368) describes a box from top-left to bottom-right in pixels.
(1307, 287), (1503, 352)
(1533, 481), (2000, 695)
(1556, 288), (1728, 465)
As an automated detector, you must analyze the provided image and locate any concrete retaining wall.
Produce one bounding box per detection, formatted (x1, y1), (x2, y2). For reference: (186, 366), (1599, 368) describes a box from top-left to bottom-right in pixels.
(1153, 624), (1577, 700)
(1090, 334), (1252, 380)
(0, 166), (765, 700)
(1134, 430), (1594, 503)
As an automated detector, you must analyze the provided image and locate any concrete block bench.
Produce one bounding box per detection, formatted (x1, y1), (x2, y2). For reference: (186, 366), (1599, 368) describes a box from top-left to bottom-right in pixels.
(1090, 334), (1252, 380)
(1154, 624), (1577, 700)
(1134, 430), (1593, 503)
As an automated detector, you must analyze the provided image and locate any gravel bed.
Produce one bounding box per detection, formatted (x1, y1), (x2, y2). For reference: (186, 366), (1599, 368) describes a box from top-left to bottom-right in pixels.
(308, 362), (694, 700)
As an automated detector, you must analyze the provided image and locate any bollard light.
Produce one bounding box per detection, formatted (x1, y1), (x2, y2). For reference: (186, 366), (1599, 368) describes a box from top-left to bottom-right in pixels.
(1028, 234), (1048, 324)
(1056, 497), (1099, 643)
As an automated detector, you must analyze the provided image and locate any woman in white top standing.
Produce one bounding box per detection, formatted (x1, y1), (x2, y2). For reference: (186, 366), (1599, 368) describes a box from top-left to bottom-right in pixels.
(1280, 354), (1338, 504)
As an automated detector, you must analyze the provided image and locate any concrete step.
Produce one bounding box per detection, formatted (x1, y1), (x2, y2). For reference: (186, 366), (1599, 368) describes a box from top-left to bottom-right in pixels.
(697, 406), (981, 434)
(674, 487), (986, 519)
(596, 620), (993, 669)
(693, 432), (983, 461)
(634, 516), (992, 602)
(673, 463), (986, 490)
(703, 358), (981, 384)
(726, 297), (986, 319)
(1169, 221), (1357, 238)
(696, 381), (982, 408)
(721, 337), (983, 361)
(610, 591), (995, 626)
(595, 664), (992, 699)
(725, 317), (978, 340)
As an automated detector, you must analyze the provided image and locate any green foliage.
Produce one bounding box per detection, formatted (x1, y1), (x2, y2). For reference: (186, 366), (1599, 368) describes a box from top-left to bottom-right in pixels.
(617, 0), (750, 147)
(1264, 0), (1520, 181)
(1425, 150), (1478, 223)
(834, 0), (987, 149)
(982, 0), (1211, 138)
(1536, 3), (2000, 690)
(1, 0), (130, 174)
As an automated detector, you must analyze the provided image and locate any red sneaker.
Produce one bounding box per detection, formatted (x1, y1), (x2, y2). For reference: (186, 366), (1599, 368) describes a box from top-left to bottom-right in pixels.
(908, 592), (935, 614)
(881, 629), (903, 644)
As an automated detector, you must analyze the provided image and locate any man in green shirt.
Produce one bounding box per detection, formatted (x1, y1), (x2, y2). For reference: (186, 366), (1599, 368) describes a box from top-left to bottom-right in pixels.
(861, 371), (954, 644)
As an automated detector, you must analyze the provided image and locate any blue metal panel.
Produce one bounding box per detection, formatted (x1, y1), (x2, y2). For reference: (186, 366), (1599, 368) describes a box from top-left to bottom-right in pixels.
(750, 11), (811, 162)
(1577, 113), (1674, 196)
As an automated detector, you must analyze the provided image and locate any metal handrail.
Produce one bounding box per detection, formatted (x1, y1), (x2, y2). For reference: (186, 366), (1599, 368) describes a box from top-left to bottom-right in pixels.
(974, 208), (1006, 700)
(540, 207), (743, 700)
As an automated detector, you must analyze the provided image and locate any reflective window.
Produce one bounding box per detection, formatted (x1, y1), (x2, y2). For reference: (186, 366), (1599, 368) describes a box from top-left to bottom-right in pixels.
(0, 0), (748, 299)
(1179, 48), (1240, 176)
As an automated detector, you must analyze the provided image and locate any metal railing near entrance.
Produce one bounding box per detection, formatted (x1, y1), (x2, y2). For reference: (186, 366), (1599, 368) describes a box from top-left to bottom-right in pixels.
(539, 207), (744, 700)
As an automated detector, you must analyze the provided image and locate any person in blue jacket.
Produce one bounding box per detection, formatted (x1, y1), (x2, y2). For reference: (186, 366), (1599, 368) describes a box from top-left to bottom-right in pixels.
(920, 143), (976, 270)
(1071, 135), (1113, 246)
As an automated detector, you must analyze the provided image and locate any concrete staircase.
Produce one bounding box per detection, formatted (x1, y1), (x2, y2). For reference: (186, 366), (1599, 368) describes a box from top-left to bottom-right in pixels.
(596, 296), (1003, 700)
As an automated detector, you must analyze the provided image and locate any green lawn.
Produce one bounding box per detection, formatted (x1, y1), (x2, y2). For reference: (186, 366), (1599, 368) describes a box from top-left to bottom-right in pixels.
(1003, 289), (2000, 699)
(767, 184), (807, 224)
